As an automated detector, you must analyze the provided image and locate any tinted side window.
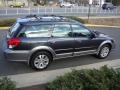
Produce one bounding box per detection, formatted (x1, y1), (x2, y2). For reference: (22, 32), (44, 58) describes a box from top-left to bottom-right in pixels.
(72, 25), (91, 37)
(19, 25), (52, 38)
(52, 24), (72, 37)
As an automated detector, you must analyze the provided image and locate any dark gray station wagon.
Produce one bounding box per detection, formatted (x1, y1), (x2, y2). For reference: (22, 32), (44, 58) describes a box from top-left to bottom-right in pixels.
(4, 15), (115, 70)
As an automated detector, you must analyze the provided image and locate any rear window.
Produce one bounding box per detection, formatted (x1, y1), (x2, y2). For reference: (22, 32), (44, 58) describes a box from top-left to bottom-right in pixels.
(9, 23), (20, 37)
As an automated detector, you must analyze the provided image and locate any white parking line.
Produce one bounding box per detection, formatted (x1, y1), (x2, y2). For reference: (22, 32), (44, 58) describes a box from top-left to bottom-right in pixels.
(2, 59), (120, 88)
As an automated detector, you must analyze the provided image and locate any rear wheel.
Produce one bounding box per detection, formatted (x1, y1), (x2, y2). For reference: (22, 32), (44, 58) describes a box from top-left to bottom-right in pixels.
(29, 51), (52, 70)
(20, 5), (24, 8)
(96, 44), (111, 59)
(10, 5), (14, 8)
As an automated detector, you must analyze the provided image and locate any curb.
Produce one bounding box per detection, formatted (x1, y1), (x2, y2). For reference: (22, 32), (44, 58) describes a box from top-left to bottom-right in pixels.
(0, 27), (10, 30)
(85, 24), (120, 28)
(79, 16), (120, 19)
(4, 59), (120, 88)
(0, 24), (120, 30)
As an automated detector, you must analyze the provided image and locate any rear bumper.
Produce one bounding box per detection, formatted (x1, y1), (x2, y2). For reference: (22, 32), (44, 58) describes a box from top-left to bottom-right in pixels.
(4, 49), (29, 62)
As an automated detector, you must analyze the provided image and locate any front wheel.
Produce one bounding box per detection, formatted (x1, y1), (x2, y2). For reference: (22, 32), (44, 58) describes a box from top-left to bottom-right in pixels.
(29, 51), (52, 70)
(96, 44), (111, 59)
(60, 5), (64, 8)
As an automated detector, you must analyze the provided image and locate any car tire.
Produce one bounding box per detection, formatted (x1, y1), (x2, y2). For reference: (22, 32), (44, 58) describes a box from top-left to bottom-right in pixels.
(61, 5), (64, 8)
(96, 44), (111, 59)
(60, 6), (62, 8)
(29, 51), (52, 70)
(10, 5), (14, 8)
(21, 5), (24, 8)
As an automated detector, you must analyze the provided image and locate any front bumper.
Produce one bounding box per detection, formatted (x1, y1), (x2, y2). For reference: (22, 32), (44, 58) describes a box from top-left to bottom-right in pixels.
(4, 49), (29, 62)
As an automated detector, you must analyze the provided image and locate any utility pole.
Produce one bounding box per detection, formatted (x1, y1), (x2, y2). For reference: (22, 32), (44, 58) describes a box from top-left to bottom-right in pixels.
(88, 0), (92, 23)
(87, 4), (91, 23)
(111, 0), (112, 3)
(27, 0), (30, 7)
(5, 0), (7, 7)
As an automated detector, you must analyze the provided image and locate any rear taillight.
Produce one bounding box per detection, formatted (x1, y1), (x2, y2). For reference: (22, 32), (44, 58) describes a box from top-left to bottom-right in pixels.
(7, 38), (21, 48)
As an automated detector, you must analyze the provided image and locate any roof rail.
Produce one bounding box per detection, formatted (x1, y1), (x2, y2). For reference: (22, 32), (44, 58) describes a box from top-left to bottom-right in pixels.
(24, 15), (70, 22)
(25, 15), (40, 19)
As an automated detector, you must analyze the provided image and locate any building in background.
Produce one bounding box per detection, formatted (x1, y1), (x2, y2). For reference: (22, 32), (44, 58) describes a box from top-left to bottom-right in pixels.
(1, 0), (119, 7)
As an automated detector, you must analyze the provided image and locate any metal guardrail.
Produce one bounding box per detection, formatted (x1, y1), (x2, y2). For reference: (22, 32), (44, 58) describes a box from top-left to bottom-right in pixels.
(0, 6), (120, 16)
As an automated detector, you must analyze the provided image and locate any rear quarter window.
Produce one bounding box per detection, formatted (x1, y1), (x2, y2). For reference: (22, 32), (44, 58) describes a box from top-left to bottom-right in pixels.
(19, 24), (53, 38)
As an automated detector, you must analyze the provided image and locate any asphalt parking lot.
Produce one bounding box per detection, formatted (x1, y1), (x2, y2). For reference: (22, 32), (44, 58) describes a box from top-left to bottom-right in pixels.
(0, 27), (120, 76)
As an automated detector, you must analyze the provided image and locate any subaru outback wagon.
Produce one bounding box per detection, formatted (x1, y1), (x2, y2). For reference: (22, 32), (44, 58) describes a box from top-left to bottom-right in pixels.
(4, 15), (115, 70)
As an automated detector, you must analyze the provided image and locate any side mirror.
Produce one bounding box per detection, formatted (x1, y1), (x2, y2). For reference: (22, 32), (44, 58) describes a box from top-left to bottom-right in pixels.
(89, 33), (96, 39)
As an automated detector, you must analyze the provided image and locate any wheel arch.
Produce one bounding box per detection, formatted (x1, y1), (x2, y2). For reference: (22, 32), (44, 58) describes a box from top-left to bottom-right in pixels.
(27, 46), (56, 65)
(97, 40), (113, 55)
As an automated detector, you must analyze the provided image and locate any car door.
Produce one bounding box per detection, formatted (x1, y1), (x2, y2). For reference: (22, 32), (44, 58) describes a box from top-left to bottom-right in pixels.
(48, 24), (76, 58)
(71, 24), (99, 55)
